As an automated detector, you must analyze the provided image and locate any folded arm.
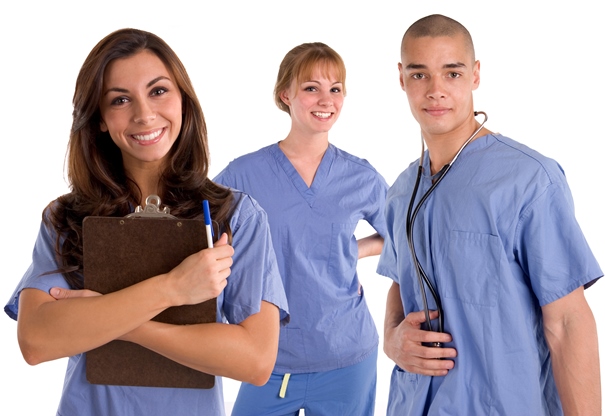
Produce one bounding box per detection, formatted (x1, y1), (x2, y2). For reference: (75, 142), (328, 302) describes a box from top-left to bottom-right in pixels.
(17, 234), (233, 365)
(120, 300), (280, 385)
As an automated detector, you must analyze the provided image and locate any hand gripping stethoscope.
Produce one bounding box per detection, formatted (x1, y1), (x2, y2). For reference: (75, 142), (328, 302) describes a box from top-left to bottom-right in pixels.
(406, 111), (488, 347)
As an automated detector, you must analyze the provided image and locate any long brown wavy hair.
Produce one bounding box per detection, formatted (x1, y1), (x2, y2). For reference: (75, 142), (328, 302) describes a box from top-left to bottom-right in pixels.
(46, 28), (234, 289)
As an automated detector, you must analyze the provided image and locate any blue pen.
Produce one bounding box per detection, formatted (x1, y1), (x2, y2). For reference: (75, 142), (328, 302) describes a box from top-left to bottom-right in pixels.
(202, 200), (214, 248)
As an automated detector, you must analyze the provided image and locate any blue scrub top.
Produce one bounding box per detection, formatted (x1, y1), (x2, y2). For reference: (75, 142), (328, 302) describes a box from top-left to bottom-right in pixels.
(215, 143), (389, 374)
(5, 191), (289, 416)
(377, 133), (602, 415)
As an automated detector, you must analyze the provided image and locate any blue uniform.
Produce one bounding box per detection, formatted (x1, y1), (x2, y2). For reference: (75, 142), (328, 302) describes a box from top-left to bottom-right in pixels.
(214, 143), (388, 414)
(377, 133), (602, 415)
(4, 192), (289, 416)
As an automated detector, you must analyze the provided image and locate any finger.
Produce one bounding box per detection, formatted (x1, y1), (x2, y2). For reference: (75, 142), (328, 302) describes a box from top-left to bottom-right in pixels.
(49, 287), (101, 299)
(404, 309), (440, 326)
(408, 361), (454, 377)
(214, 233), (229, 247)
(415, 344), (457, 359)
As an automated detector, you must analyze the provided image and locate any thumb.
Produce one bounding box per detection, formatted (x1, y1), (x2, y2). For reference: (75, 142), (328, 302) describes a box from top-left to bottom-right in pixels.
(50, 287), (68, 299)
(213, 232), (229, 247)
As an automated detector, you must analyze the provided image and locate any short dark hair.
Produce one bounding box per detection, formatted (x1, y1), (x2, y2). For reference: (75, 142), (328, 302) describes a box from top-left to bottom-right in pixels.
(402, 14), (475, 61)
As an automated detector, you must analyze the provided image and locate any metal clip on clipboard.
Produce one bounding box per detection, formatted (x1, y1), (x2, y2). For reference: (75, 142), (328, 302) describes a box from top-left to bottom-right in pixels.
(125, 194), (176, 219)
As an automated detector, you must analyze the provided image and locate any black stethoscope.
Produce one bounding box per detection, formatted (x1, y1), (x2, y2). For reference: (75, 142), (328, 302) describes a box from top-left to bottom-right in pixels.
(406, 111), (488, 346)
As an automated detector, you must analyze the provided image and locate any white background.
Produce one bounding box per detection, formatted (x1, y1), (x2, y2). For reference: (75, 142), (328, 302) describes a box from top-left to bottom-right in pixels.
(1, 1), (603, 415)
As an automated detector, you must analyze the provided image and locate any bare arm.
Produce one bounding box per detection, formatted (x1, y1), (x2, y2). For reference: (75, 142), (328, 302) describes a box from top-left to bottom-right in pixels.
(542, 286), (601, 415)
(383, 281), (456, 376)
(120, 300), (280, 386)
(17, 233), (233, 365)
(357, 233), (384, 259)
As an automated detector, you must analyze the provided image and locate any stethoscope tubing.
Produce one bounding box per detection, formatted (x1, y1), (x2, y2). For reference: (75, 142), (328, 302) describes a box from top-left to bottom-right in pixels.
(405, 111), (488, 343)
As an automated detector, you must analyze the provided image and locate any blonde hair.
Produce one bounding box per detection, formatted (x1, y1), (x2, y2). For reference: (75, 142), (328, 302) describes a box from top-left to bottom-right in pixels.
(274, 42), (346, 114)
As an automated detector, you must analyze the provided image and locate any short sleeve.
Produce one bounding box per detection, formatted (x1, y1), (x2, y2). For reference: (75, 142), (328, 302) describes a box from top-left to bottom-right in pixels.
(364, 172), (389, 238)
(516, 182), (602, 305)
(376, 227), (399, 283)
(4, 220), (70, 321)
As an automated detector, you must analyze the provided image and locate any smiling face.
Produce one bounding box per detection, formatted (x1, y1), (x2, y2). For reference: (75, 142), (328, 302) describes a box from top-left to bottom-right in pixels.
(99, 49), (183, 173)
(279, 66), (344, 137)
(399, 34), (480, 142)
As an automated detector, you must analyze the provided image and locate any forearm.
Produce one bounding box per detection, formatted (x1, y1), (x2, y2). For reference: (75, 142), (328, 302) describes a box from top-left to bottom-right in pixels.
(124, 301), (280, 386)
(543, 289), (601, 415)
(17, 278), (171, 364)
(357, 233), (384, 259)
(384, 282), (405, 360)
(18, 240), (233, 365)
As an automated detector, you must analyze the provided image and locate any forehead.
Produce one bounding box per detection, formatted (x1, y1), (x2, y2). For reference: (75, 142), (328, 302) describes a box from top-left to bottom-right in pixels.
(401, 34), (473, 68)
(104, 50), (170, 86)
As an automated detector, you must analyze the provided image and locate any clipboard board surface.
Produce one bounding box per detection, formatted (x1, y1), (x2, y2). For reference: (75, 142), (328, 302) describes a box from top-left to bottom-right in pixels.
(82, 197), (216, 389)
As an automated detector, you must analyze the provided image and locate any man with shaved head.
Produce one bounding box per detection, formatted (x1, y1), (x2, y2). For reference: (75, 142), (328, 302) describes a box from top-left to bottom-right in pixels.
(377, 14), (601, 415)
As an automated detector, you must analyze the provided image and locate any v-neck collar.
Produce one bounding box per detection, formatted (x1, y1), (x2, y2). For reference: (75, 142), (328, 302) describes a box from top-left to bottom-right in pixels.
(269, 143), (335, 207)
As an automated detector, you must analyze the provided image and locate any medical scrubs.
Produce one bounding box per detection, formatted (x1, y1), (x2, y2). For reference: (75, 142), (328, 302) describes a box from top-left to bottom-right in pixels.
(377, 133), (602, 415)
(4, 191), (289, 416)
(214, 143), (388, 414)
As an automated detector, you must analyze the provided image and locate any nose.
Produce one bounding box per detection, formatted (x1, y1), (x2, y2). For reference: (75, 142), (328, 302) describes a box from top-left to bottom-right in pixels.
(133, 99), (156, 124)
(318, 90), (333, 107)
(426, 76), (446, 100)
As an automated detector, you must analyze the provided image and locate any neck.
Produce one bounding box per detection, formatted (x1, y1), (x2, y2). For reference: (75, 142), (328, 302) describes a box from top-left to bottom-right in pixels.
(279, 130), (329, 159)
(423, 124), (491, 175)
(125, 166), (162, 205)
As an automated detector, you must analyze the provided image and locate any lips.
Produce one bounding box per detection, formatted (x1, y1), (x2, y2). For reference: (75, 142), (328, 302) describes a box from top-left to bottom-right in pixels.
(312, 111), (332, 119)
(424, 107), (450, 116)
(131, 128), (163, 142)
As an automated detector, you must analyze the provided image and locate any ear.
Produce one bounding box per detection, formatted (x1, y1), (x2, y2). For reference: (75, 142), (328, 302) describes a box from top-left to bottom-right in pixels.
(472, 60), (481, 91)
(279, 89), (291, 107)
(398, 62), (405, 91)
(100, 120), (108, 132)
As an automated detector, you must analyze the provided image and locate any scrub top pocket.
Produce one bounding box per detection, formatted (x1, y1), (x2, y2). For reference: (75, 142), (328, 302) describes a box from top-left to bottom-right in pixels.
(440, 230), (502, 307)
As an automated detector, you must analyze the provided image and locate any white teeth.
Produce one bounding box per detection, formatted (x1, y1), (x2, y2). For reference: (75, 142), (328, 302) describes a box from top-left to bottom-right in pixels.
(132, 129), (162, 141)
(312, 112), (331, 119)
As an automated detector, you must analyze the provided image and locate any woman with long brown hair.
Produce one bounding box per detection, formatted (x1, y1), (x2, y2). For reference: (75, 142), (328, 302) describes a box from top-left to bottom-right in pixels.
(5, 28), (288, 416)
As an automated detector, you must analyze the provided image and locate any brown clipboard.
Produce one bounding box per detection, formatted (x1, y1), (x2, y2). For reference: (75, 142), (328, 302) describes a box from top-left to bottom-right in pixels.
(82, 195), (216, 389)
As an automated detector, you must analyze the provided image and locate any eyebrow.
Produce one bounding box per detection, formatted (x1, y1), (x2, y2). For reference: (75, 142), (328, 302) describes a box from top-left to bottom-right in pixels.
(405, 62), (467, 71)
(302, 79), (343, 86)
(103, 76), (171, 95)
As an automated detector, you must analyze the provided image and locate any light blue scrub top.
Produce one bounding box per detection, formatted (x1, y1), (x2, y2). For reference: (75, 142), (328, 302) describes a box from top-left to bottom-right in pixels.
(377, 134), (602, 415)
(214, 143), (388, 374)
(4, 191), (289, 416)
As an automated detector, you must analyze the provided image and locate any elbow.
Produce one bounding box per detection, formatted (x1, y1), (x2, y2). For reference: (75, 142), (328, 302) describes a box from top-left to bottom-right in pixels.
(242, 351), (276, 386)
(18, 329), (52, 366)
(245, 362), (273, 386)
(18, 340), (46, 366)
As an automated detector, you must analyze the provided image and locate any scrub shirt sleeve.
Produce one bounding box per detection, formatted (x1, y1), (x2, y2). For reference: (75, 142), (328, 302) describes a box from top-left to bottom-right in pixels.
(364, 172), (389, 238)
(213, 166), (235, 189)
(376, 227), (400, 284)
(221, 192), (289, 325)
(516, 182), (602, 306)
(4, 219), (71, 321)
